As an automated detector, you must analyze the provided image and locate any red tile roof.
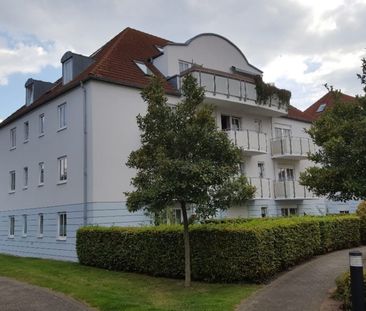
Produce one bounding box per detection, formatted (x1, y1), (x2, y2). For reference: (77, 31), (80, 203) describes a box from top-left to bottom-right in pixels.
(0, 27), (177, 128)
(284, 105), (315, 123)
(304, 91), (356, 120)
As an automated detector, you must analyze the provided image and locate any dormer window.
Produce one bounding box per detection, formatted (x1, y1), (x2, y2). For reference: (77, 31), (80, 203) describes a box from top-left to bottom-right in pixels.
(63, 58), (73, 84)
(316, 103), (327, 112)
(134, 61), (152, 75)
(26, 84), (34, 105)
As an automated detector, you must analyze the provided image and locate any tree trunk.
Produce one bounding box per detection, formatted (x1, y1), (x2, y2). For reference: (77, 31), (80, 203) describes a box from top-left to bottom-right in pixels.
(181, 201), (191, 287)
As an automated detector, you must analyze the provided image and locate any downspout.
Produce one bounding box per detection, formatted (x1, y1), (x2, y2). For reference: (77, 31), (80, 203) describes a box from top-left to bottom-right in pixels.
(80, 81), (88, 226)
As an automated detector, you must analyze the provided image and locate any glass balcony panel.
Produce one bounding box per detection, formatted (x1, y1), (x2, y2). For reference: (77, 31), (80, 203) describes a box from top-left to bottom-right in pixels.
(201, 73), (215, 92)
(228, 79), (241, 98)
(215, 76), (227, 94)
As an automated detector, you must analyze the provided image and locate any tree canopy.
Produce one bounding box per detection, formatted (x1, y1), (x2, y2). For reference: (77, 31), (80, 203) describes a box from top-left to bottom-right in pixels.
(300, 58), (366, 201)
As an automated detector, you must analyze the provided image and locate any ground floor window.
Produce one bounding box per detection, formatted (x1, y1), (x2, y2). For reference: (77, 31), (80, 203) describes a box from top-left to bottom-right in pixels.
(261, 207), (267, 218)
(58, 212), (67, 239)
(38, 213), (44, 237)
(339, 210), (350, 214)
(281, 208), (297, 217)
(9, 216), (15, 238)
(22, 215), (27, 237)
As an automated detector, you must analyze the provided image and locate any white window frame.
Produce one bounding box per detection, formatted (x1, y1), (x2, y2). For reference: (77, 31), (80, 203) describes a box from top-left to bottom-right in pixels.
(9, 216), (15, 238)
(39, 114), (45, 136)
(178, 60), (191, 73)
(24, 121), (29, 142)
(58, 103), (67, 130)
(22, 215), (27, 237)
(316, 103), (327, 112)
(258, 162), (265, 178)
(10, 127), (16, 149)
(134, 61), (152, 75)
(58, 156), (68, 183)
(9, 170), (16, 193)
(26, 85), (34, 105)
(221, 115), (242, 131)
(261, 206), (268, 218)
(63, 58), (73, 84)
(39, 162), (45, 186)
(58, 212), (67, 240)
(23, 167), (28, 189)
(38, 213), (44, 238)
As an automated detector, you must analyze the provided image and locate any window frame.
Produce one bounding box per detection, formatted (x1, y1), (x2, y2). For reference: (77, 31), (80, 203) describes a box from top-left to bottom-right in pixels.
(23, 167), (28, 190)
(10, 127), (16, 149)
(9, 170), (16, 193)
(24, 121), (29, 142)
(9, 216), (15, 238)
(58, 103), (67, 130)
(38, 213), (44, 238)
(39, 162), (45, 186)
(22, 215), (27, 237)
(178, 60), (191, 73)
(39, 114), (45, 136)
(57, 212), (67, 240)
(58, 156), (68, 183)
(63, 58), (73, 84)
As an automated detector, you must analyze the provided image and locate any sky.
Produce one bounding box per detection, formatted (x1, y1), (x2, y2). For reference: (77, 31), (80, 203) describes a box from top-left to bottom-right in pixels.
(0, 0), (365, 121)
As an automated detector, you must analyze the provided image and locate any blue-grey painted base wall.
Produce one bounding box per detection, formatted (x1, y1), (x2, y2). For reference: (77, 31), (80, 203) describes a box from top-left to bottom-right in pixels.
(0, 202), (150, 261)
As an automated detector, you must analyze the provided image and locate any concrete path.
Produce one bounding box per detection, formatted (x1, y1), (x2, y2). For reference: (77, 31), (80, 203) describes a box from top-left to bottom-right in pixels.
(237, 246), (366, 311)
(0, 277), (94, 311)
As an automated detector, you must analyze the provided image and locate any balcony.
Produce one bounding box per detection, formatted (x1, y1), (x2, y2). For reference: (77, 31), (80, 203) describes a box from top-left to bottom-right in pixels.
(273, 180), (316, 200)
(248, 177), (272, 199)
(226, 129), (267, 155)
(171, 67), (288, 117)
(271, 136), (315, 160)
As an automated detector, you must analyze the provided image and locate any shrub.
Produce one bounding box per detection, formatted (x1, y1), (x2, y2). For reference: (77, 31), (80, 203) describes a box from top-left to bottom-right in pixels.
(335, 272), (366, 310)
(77, 215), (360, 283)
(356, 201), (366, 244)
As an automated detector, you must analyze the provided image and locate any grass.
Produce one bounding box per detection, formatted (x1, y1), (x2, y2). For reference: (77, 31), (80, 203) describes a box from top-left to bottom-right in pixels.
(0, 254), (259, 311)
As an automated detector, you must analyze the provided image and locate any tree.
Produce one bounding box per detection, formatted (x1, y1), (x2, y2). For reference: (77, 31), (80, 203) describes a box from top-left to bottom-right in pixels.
(300, 58), (366, 201)
(125, 75), (255, 287)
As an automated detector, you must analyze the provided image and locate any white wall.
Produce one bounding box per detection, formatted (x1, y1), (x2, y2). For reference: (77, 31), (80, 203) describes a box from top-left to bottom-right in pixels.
(0, 87), (85, 211)
(154, 34), (262, 77)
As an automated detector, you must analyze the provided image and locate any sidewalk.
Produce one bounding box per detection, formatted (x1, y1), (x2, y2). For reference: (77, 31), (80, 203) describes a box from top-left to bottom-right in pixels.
(0, 277), (94, 311)
(237, 246), (366, 311)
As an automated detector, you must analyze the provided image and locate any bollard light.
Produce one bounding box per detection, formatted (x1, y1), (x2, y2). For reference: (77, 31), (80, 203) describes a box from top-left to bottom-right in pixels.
(349, 251), (365, 311)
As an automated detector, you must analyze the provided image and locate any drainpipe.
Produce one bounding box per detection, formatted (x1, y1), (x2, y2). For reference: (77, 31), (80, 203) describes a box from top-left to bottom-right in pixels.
(80, 81), (88, 226)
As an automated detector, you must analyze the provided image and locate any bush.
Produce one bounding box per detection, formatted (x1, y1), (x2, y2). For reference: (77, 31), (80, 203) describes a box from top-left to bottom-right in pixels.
(335, 272), (366, 310)
(356, 201), (366, 244)
(77, 215), (360, 283)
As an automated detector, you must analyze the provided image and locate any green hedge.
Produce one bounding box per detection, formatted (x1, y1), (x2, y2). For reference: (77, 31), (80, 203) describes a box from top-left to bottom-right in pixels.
(77, 215), (360, 283)
(335, 272), (366, 310)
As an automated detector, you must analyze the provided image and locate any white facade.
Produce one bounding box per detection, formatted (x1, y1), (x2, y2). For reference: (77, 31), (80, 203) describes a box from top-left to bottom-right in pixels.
(0, 30), (355, 261)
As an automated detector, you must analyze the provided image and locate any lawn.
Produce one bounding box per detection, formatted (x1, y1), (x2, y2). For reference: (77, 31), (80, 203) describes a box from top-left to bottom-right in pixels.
(0, 254), (259, 311)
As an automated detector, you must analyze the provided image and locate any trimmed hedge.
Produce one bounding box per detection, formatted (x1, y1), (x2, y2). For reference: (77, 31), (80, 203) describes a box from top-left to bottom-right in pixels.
(77, 215), (360, 283)
(335, 272), (366, 310)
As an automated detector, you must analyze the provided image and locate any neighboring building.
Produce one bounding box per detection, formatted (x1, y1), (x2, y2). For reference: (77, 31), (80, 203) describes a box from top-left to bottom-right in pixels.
(0, 28), (356, 261)
(304, 91), (355, 120)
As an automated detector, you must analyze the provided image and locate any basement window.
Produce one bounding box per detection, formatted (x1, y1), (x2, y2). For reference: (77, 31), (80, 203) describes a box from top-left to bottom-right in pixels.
(316, 103), (326, 112)
(134, 61), (152, 75)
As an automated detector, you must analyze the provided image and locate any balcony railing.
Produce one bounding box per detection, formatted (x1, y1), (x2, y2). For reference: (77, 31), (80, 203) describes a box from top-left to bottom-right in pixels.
(226, 129), (267, 155)
(273, 180), (316, 199)
(271, 136), (315, 159)
(248, 177), (271, 199)
(172, 67), (288, 115)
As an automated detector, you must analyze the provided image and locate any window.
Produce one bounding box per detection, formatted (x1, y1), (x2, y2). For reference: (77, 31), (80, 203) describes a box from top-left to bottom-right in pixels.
(39, 162), (45, 185)
(63, 58), (73, 84)
(38, 214), (44, 237)
(258, 162), (265, 178)
(316, 103), (327, 113)
(340, 210), (350, 214)
(239, 162), (246, 176)
(23, 167), (28, 189)
(10, 127), (16, 148)
(24, 121), (29, 142)
(58, 103), (67, 129)
(134, 61), (152, 75)
(9, 171), (16, 192)
(26, 85), (34, 105)
(174, 209), (182, 224)
(281, 208), (297, 217)
(9, 216), (15, 238)
(221, 115), (241, 131)
(261, 207), (267, 218)
(275, 127), (291, 138)
(39, 114), (45, 136)
(58, 212), (67, 239)
(179, 61), (191, 73)
(58, 156), (67, 182)
(278, 168), (294, 181)
(22, 215), (27, 237)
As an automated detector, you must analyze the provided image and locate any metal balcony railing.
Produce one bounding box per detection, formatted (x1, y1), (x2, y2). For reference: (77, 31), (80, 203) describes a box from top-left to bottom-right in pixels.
(271, 136), (315, 159)
(248, 177), (271, 199)
(225, 129), (267, 154)
(273, 180), (316, 199)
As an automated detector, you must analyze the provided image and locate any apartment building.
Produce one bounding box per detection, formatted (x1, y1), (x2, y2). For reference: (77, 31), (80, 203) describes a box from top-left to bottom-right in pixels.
(0, 27), (356, 261)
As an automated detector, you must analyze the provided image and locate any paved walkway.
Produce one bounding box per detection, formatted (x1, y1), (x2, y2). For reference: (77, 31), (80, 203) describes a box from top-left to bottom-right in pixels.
(0, 277), (94, 311)
(238, 246), (366, 311)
